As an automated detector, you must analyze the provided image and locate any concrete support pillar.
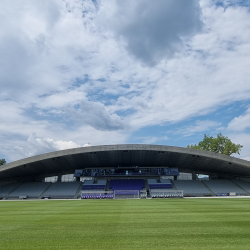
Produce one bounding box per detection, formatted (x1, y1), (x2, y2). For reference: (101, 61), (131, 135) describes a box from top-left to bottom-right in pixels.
(192, 172), (196, 180)
(36, 176), (45, 182)
(209, 174), (218, 180)
(174, 176), (177, 180)
(40, 177), (46, 182)
(57, 174), (62, 182)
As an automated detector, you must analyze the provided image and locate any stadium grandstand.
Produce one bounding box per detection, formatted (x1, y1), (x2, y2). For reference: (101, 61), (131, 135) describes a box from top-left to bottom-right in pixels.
(1, 144), (250, 200)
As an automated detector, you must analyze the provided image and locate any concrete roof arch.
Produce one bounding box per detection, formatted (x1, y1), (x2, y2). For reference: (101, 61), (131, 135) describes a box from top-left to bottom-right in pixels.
(1, 144), (250, 181)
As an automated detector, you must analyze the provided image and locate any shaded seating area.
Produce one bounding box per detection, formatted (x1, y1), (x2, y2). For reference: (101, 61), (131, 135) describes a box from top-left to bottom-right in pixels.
(203, 180), (246, 196)
(147, 179), (172, 189)
(148, 179), (176, 198)
(109, 179), (146, 199)
(82, 179), (107, 190)
(0, 183), (20, 199)
(173, 180), (212, 197)
(8, 182), (51, 199)
(81, 179), (109, 199)
(43, 182), (82, 198)
(109, 179), (145, 191)
(233, 180), (250, 194)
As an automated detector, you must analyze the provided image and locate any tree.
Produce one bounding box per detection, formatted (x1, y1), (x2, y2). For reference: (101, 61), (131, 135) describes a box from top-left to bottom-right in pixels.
(0, 159), (6, 166)
(187, 133), (243, 156)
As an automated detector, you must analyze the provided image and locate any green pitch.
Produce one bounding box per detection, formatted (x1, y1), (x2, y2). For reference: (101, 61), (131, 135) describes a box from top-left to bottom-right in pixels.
(1, 199), (250, 250)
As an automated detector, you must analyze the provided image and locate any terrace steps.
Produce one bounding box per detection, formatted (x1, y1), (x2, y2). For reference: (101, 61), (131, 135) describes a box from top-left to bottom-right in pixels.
(170, 180), (177, 190)
(38, 182), (53, 199)
(5, 182), (23, 199)
(105, 179), (110, 191)
(201, 181), (215, 195)
(74, 182), (84, 199)
(231, 180), (250, 195)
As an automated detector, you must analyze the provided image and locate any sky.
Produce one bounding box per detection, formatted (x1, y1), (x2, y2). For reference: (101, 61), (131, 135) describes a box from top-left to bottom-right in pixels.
(1, 0), (250, 163)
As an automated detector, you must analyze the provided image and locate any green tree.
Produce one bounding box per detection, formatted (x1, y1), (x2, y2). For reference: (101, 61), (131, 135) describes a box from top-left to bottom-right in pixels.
(0, 159), (6, 166)
(187, 133), (243, 156)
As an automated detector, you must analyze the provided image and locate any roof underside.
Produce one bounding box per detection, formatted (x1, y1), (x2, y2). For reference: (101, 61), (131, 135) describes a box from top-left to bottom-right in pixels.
(1, 144), (250, 181)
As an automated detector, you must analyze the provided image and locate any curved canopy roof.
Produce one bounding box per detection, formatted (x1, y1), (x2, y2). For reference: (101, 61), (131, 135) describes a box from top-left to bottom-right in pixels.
(1, 144), (250, 181)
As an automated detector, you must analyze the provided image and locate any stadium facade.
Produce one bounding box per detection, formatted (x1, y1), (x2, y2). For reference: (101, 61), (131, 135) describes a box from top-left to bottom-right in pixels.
(1, 144), (250, 199)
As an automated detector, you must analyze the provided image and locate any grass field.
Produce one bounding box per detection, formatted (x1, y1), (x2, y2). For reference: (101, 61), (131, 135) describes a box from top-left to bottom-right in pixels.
(0, 199), (250, 250)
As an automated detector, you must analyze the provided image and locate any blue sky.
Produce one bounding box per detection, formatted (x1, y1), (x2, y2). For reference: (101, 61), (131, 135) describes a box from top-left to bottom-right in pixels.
(1, 0), (250, 162)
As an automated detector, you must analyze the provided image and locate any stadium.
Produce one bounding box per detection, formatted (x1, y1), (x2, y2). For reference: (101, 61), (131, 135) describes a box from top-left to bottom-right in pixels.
(2, 145), (250, 249)
(2, 1), (250, 248)
(1, 144), (250, 200)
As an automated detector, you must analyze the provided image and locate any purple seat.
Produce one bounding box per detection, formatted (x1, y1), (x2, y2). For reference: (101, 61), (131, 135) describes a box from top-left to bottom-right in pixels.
(109, 179), (145, 192)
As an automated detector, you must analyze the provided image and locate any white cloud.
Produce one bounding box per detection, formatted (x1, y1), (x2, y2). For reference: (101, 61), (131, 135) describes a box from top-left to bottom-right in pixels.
(98, 0), (202, 66)
(136, 136), (168, 144)
(172, 120), (221, 136)
(1, 126), (129, 162)
(36, 89), (87, 109)
(2, 133), (85, 161)
(228, 132), (250, 160)
(26, 133), (86, 156)
(2, 0), (250, 130)
(109, 2), (250, 128)
(1, 0), (250, 162)
(0, 0), (100, 103)
(228, 108), (250, 131)
(65, 99), (129, 131)
(0, 100), (129, 161)
(0, 133), (85, 161)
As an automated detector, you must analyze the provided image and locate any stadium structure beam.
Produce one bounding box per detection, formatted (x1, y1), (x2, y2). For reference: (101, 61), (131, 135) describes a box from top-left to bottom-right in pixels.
(1, 144), (250, 182)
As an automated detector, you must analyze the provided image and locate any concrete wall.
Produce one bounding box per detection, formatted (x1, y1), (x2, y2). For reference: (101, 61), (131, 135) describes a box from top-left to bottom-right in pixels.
(177, 173), (192, 180)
